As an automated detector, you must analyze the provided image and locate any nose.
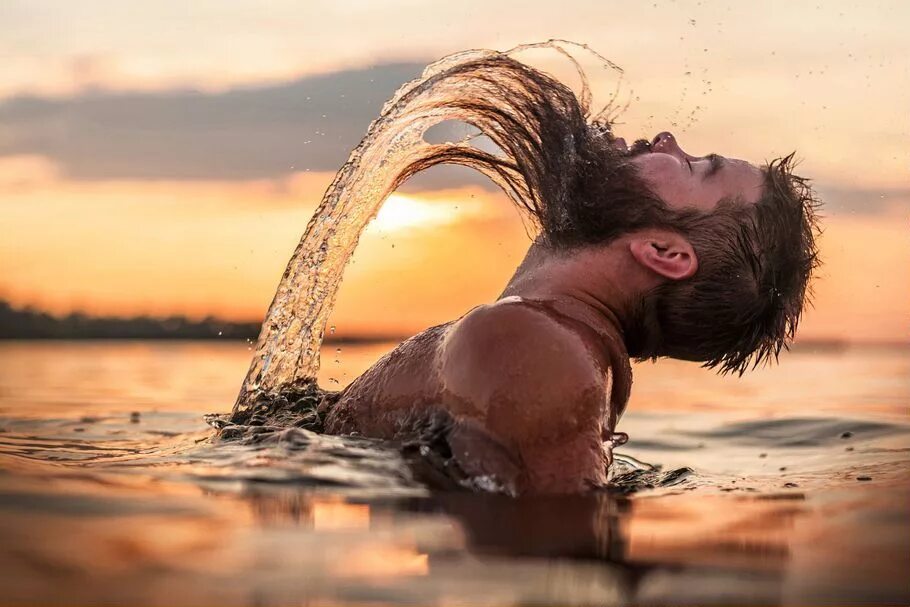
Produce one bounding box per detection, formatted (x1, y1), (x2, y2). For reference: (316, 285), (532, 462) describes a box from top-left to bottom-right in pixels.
(651, 131), (683, 156)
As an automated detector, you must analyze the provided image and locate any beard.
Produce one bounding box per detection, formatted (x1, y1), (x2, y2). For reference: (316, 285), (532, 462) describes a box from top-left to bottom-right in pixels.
(537, 123), (671, 249)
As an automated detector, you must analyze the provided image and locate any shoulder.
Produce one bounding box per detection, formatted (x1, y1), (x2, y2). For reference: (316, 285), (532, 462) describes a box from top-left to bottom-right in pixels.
(440, 298), (610, 444)
(445, 298), (602, 371)
(444, 297), (610, 370)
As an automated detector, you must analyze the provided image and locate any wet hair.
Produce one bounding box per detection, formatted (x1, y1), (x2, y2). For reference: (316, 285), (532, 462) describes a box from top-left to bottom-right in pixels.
(393, 49), (821, 374)
(628, 156), (822, 374)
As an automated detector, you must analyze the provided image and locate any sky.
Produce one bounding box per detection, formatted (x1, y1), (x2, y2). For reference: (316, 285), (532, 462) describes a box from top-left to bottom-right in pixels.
(1, 0), (908, 343)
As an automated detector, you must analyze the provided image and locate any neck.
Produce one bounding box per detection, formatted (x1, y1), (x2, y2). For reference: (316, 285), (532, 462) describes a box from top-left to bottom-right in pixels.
(500, 239), (660, 355)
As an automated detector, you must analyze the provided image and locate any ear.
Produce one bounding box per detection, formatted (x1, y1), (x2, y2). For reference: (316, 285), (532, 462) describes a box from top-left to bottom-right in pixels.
(628, 232), (698, 281)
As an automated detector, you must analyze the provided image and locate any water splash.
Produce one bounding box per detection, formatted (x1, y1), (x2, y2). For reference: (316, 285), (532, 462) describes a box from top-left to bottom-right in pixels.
(232, 41), (628, 419)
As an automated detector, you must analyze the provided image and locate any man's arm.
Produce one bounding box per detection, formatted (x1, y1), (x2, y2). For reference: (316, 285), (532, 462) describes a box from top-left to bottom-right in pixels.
(439, 301), (612, 494)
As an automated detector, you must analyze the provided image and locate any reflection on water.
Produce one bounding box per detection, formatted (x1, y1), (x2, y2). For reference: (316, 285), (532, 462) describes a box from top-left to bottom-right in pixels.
(0, 341), (908, 605)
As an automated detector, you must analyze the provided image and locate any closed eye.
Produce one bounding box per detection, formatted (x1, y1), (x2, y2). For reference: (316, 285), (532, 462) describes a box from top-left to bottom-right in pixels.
(705, 153), (725, 178)
(685, 158), (694, 173)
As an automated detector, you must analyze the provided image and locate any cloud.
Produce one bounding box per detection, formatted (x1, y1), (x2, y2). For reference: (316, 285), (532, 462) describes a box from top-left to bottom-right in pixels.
(1, 63), (905, 211)
(0, 61), (485, 190)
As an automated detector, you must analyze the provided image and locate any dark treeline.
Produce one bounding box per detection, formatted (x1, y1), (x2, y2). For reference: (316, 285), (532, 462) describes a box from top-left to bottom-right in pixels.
(0, 300), (259, 340)
(0, 300), (404, 343)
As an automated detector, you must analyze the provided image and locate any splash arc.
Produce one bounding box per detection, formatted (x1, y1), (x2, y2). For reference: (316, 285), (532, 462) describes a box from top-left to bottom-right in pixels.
(232, 41), (626, 418)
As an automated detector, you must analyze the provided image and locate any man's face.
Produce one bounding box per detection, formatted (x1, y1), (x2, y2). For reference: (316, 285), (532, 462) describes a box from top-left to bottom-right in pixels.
(616, 132), (765, 211)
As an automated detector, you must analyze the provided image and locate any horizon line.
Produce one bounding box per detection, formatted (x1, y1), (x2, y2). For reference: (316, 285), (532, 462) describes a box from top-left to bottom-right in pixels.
(0, 335), (907, 349)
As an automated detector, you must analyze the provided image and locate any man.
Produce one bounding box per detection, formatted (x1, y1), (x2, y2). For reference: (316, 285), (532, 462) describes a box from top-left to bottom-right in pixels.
(312, 54), (822, 495)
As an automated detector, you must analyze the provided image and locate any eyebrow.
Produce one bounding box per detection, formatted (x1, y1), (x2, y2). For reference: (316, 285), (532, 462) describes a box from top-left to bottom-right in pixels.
(705, 153), (725, 179)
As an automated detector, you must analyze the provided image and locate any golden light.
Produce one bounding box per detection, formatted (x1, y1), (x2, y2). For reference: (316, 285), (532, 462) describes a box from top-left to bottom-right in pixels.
(371, 193), (471, 232)
(313, 501), (371, 531)
(334, 545), (429, 578)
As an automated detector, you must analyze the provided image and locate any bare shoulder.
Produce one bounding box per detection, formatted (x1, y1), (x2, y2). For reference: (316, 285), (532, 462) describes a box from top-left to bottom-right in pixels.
(443, 297), (610, 378)
(440, 297), (610, 444)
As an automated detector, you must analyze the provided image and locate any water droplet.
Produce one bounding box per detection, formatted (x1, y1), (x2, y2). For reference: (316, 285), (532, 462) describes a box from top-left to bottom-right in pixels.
(607, 431), (629, 448)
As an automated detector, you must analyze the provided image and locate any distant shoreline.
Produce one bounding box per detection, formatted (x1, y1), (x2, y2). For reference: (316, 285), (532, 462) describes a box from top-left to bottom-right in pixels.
(1, 300), (904, 349)
(0, 335), (405, 345)
(0, 300), (404, 344)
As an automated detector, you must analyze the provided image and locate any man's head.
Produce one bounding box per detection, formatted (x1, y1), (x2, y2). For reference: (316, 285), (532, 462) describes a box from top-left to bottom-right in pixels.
(397, 52), (821, 374)
(530, 118), (821, 375)
(599, 131), (822, 374)
(610, 130), (765, 287)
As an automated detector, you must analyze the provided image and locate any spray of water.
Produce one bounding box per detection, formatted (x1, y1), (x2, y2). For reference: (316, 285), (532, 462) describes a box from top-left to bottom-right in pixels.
(232, 40), (628, 419)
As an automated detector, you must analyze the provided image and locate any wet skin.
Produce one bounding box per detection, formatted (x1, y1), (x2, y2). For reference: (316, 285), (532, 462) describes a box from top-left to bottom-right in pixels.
(324, 132), (765, 494)
(325, 296), (631, 493)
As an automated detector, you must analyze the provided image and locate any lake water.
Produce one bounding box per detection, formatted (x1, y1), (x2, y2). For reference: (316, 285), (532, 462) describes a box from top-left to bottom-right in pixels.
(0, 340), (908, 605)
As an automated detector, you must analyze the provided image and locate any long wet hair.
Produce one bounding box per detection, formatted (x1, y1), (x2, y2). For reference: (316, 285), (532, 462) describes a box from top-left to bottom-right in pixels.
(395, 49), (821, 375)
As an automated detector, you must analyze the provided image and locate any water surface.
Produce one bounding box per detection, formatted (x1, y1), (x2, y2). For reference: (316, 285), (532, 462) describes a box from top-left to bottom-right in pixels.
(0, 341), (908, 605)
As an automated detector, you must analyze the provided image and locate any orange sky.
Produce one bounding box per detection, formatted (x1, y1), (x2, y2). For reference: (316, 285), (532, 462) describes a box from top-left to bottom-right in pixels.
(1, 1), (908, 343)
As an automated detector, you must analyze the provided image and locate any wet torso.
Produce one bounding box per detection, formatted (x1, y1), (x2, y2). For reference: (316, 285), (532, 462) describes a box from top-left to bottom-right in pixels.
(323, 297), (632, 493)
